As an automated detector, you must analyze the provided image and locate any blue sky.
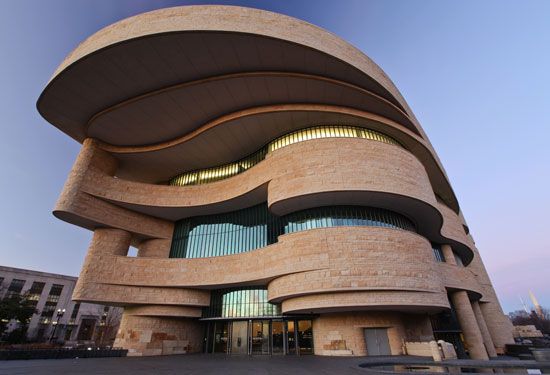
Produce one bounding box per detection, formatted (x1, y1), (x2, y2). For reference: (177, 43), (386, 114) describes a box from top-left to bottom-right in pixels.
(0, 0), (548, 313)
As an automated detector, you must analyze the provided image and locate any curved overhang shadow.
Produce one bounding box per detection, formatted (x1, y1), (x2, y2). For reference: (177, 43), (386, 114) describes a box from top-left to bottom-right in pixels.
(84, 180), (473, 265)
(37, 7), (421, 142)
(95, 104), (459, 212)
(86, 72), (419, 146)
(103, 183), (269, 221)
(268, 190), (473, 265)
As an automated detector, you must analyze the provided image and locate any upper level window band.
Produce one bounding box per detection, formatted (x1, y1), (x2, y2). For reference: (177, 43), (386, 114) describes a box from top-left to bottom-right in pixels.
(203, 287), (281, 319)
(170, 204), (415, 259)
(169, 125), (400, 186)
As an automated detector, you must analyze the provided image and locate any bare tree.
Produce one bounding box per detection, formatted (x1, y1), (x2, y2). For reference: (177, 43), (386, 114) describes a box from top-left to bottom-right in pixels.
(510, 307), (550, 335)
(94, 307), (122, 347)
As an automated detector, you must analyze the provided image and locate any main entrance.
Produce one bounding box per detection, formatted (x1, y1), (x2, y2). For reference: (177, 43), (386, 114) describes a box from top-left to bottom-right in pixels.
(204, 318), (313, 355)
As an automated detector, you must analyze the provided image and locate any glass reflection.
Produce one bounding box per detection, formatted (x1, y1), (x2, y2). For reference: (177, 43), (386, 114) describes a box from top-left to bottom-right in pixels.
(169, 125), (400, 186)
(204, 288), (281, 319)
(432, 244), (445, 262)
(170, 204), (416, 259)
(297, 320), (314, 355)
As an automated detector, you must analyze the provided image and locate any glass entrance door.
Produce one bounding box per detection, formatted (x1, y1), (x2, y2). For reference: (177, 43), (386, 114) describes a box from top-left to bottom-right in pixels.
(297, 320), (313, 354)
(251, 320), (270, 355)
(286, 320), (296, 355)
(231, 321), (248, 355)
(213, 321), (229, 353)
(272, 320), (284, 355)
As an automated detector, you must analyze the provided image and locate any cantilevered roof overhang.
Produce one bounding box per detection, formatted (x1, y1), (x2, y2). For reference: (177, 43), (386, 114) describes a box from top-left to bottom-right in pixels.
(37, 5), (460, 213)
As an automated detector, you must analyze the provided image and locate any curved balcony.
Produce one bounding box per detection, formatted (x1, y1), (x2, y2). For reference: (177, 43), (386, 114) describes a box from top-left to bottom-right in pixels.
(170, 204), (414, 259)
(169, 125), (399, 186)
(63, 137), (474, 264)
(75, 226), (454, 312)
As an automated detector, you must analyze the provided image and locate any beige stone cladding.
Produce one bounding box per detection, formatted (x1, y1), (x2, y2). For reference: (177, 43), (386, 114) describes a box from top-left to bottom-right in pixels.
(73, 137), (474, 261)
(42, 6), (426, 139)
(268, 228), (445, 303)
(37, 5), (514, 358)
(114, 313), (203, 356)
(466, 249), (515, 353)
(450, 291), (489, 360)
(313, 312), (434, 356)
(62, 137), (511, 356)
(72, 226), (448, 311)
(54, 139), (173, 240)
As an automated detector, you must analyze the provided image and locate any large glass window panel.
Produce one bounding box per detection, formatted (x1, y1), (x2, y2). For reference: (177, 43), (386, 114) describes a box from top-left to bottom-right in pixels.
(171, 204), (415, 259)
(204, 287), (281, 319)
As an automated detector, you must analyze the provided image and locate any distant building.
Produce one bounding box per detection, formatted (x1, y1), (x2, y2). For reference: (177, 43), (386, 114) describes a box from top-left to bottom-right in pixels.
(513, 325), (543, 339)
(0, 265), (121, 345)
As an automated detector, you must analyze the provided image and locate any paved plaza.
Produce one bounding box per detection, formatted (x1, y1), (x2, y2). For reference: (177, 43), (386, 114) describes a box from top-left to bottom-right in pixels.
(2, 354), (547, 374)
(0, 354), (368, 375)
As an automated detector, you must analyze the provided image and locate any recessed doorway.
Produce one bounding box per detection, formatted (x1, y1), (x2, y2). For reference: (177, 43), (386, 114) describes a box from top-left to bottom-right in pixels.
(231, 321), (248, 355)
(364, 328), (391, 356)
(272, 320), (284, 355)
(204, 318), (314, 355)
(251, 320), (270, 355)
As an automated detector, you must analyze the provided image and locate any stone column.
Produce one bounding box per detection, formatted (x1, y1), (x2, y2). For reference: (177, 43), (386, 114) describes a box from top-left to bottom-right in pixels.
(450, 291), (489, 360)
(55, 138), (117, 215)
(138, 238), (172, 258)
(88, 228), (132, 256)
(441, 244), (456, 265)
(472, 300), (497, 357)
(73, 228), (131, 301)
(479, 300), (514, 354)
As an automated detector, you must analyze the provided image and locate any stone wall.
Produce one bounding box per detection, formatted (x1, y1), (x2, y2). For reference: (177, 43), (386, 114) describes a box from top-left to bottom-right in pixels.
(114, 313), (204, 356)
(313, 312), (434, 356)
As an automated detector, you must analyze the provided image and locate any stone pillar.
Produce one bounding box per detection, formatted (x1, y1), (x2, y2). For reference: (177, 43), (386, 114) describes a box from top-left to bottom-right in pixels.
(55, 138), (117, 215)
(441, 244), (456, 265)
(479, 300), (514, 354)
(73, 228), (131, 301)
(472, 300), (497, 357)
(138, 238), (171, 258)
(450, 291), (489, 360)
(87, 228), (132, 257)
(469, 249), (515, 353)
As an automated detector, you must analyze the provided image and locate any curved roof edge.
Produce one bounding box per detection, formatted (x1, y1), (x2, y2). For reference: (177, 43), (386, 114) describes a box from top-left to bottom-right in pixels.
(38, 5), (460, 214)
(47, 6), (413, 125)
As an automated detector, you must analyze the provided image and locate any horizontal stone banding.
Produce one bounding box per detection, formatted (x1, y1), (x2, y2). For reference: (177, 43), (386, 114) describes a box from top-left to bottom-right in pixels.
(169, 125), (399, 186)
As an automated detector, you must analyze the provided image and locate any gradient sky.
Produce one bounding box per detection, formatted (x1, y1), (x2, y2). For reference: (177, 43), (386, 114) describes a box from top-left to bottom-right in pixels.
(0, 0), (548, 314)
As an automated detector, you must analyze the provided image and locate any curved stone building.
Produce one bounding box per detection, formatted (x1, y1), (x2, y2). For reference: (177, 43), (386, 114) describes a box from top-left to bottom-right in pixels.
(38, 6), (513, 357)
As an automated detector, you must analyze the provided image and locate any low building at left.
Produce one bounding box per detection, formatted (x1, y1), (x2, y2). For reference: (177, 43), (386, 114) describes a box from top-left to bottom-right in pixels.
(0, 265), (122, 346)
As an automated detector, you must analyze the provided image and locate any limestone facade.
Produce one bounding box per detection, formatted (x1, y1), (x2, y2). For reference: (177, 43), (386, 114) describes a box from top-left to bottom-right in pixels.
(38, 5), (513, 358)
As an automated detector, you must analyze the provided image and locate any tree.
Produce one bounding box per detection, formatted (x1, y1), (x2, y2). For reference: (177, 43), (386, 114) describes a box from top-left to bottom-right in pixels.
(94, 307), (122, 347)
(510, 308), (550, 335)
(0, 293), (37, 343)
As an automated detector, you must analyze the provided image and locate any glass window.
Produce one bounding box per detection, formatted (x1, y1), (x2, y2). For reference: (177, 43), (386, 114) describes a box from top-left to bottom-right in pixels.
(27, 281), (45, 307)
(203, 287), (281, 319)
(432, 244), (446, 262)
(6, 279), (26, 298)
(170, 126), (400, 186)
(171, 204), (415, 259)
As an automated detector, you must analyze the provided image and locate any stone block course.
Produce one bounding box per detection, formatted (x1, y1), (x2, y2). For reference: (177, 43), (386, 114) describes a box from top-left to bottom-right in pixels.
(40, 5), (513, 357)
